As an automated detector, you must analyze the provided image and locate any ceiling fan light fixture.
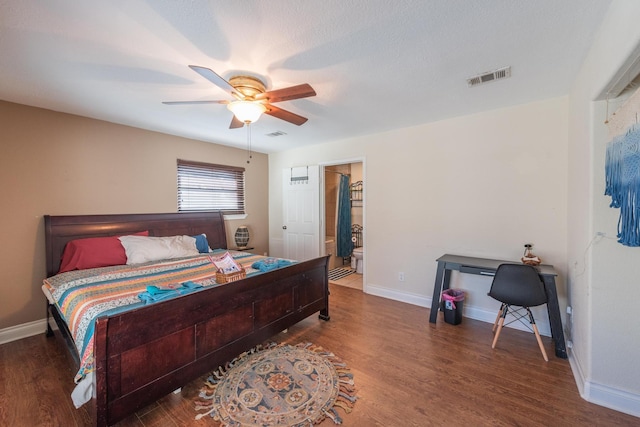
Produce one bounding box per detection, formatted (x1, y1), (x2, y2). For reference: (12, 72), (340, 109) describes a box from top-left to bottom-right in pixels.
(227, 101), (266, 124)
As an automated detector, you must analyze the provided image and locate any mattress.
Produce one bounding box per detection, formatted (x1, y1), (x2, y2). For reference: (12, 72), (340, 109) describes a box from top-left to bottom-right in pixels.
(43, 250), (291, 407)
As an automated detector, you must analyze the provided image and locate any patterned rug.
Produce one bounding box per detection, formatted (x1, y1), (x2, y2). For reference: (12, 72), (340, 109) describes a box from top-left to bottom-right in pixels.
(194, 342), (357, 426)
(328, 268), (354, 281)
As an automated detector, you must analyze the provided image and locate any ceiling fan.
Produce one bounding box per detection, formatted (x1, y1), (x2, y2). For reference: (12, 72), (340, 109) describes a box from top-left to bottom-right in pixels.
(163, 65), (316, 129)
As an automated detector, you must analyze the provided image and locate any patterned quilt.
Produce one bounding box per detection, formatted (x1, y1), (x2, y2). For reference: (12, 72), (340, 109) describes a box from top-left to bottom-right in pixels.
(43, 250), (274, 384)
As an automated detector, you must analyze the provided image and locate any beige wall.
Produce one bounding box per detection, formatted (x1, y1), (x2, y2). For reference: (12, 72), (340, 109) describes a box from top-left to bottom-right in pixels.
(0, 101), (269, 330)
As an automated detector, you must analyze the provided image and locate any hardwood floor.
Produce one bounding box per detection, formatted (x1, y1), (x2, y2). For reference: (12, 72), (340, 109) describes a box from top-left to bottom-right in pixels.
(1, 284), (638, 426)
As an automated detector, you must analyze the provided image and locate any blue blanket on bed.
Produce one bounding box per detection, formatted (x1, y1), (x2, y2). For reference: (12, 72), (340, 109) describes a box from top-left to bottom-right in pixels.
(251, 257), (293, 272)
(138, 281), (203, 304)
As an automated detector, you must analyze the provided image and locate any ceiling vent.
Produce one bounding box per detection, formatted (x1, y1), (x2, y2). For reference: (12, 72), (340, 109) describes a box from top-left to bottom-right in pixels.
(265, 131), (287, 137)
(467, 66), (511, 87)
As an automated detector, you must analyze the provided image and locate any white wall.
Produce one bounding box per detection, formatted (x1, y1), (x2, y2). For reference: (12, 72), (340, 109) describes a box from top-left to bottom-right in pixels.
(270, 96), (569, 337)
(568, 0), (640, 415)
(268, 4), (640, 416)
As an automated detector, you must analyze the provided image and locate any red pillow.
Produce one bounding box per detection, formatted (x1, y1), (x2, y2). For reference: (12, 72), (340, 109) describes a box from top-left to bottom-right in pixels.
(58, 231), (149, 273)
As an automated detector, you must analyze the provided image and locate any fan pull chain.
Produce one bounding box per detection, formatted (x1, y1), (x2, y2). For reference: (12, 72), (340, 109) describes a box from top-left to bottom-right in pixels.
(246, 123), (253, 164)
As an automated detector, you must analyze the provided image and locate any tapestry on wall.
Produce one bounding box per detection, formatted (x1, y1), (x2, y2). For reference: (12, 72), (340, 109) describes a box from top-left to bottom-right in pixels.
(605, 86), (640, 247)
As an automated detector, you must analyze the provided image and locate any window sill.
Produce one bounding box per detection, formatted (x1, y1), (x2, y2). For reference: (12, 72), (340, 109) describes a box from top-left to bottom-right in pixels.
(224, 213), (248, 221)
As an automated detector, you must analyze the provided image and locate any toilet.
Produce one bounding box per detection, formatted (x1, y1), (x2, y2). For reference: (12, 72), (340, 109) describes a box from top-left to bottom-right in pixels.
(352, 247), (364, 274)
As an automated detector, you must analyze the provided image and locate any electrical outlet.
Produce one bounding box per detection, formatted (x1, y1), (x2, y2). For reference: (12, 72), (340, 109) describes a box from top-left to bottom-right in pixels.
(398, 272), (405, 281)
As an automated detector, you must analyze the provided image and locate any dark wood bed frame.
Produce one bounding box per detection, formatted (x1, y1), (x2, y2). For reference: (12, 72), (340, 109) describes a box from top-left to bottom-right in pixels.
(43, 211), (329, 427)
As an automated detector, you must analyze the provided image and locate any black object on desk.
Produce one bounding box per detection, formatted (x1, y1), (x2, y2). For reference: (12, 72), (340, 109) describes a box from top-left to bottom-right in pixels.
(429, 254), (567, 359)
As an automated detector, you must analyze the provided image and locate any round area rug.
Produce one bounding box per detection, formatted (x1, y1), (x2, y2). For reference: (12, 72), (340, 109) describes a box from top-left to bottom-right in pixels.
(194, 342), (357, 426)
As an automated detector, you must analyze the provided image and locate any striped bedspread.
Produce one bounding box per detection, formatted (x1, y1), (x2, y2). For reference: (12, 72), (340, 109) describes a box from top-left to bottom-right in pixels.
(42, 250), (276, 384)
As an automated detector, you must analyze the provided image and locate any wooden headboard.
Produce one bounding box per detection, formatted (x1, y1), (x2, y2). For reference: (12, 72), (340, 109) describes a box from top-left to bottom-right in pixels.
(44, 211), (228, 277)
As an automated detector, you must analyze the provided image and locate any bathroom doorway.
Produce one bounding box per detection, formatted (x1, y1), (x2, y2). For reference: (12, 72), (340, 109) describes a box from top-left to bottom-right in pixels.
(322, 160), (364, 291)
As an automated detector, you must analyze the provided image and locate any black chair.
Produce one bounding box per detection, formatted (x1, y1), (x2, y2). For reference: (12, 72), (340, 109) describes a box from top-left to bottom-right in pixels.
(488, 263), (549, 361)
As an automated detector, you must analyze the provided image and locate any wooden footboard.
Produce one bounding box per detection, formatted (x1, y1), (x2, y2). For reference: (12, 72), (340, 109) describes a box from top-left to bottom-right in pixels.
(43, 211), (330, 426)
(94, 256), (328, 426)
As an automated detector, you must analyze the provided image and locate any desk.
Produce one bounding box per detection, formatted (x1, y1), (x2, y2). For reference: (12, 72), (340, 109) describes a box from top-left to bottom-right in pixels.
(429, 254), (567, 359)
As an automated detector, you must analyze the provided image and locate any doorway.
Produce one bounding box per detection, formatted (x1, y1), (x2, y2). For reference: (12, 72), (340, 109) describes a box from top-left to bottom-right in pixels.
(322, 161), (364, 291)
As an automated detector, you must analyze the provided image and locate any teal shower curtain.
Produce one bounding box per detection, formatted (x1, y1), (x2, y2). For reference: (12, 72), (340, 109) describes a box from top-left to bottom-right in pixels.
(336, 175), (353, 257)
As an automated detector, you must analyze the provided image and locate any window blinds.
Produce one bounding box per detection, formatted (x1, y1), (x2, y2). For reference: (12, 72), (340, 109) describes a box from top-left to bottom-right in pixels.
(177, 159), (245, 214)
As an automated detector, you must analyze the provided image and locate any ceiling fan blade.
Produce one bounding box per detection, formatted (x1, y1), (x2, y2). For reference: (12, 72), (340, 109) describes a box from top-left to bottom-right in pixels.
(188, 65), (245, 100)
(229, 115), (245, 129)
(255, 83), (316, 103)
(162, 100), (229, 105)
(264, 105), (308, 126)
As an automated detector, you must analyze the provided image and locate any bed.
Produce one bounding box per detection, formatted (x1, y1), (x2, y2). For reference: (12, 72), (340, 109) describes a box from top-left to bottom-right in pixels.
(43, 211), (329, 427)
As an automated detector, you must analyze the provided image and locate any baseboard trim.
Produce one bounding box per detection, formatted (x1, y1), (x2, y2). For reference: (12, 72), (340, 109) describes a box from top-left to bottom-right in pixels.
(585, 380), (640, 418)
(0, 318), (54, 345)
(569, 348), (586, 395)
(570, 351), (640, 418)
(364, 284), (551, 336)
(365, 284), (431, 307)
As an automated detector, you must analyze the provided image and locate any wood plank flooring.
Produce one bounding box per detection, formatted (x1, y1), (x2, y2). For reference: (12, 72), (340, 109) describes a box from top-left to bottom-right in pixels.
(1, 283), (638, 426)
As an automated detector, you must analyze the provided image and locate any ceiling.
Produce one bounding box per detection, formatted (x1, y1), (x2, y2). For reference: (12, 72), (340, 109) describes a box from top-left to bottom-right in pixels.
(0, 0), (612, 154)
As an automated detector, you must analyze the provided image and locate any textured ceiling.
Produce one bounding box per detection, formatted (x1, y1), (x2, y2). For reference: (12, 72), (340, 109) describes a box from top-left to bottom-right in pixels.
(0, 0), (612, 153)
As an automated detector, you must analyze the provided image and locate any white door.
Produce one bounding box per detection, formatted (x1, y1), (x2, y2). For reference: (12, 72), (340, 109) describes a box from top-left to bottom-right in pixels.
(282, 166), (320, 261)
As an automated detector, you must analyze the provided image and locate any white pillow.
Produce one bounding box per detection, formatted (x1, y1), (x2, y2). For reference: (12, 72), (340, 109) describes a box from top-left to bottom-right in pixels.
(118, 235), (200, 265)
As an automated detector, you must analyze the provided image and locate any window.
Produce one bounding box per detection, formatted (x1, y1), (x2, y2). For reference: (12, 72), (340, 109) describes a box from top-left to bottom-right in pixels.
(177, 159), (245, 214)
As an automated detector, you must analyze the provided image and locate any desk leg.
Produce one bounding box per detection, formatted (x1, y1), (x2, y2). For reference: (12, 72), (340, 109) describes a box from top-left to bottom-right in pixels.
(542, 276), (568, 359)
(429, 262), (450, 323)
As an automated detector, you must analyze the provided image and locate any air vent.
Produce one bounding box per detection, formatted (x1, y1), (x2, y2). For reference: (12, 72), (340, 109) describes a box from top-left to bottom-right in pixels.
(467, 66), (511, 87)
(265, 131), (287, 137)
